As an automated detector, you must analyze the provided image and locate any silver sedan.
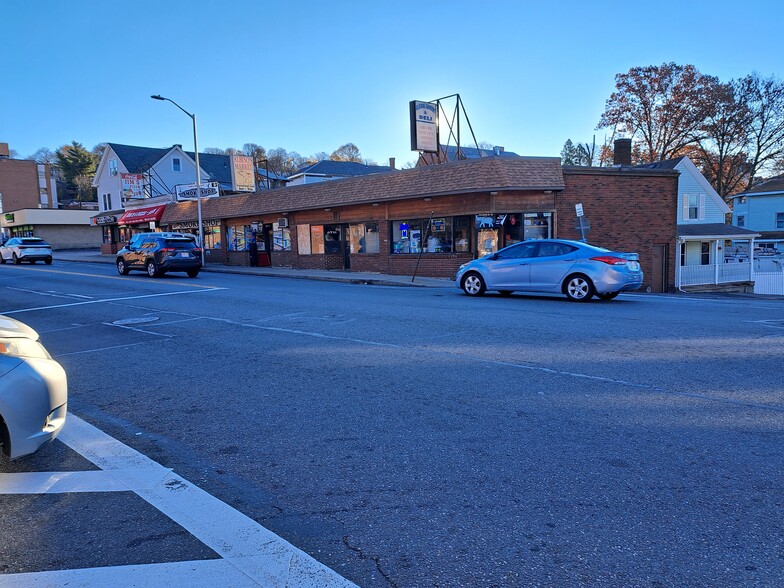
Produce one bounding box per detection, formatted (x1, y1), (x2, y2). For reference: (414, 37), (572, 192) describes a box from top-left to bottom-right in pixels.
(0, 315), (68, 459)
(456, 239), (644, 301)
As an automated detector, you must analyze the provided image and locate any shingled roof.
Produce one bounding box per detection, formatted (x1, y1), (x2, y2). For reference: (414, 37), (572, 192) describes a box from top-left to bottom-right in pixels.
(162, 155), (565, 223)
(107, 143), (233, 187)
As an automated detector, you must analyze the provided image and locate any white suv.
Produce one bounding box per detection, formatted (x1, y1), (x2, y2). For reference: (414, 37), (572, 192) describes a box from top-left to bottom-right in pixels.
(0, 237), (53, 265)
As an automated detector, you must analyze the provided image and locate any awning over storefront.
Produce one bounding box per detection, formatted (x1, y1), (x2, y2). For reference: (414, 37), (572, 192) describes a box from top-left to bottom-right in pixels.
(90, 209), (124, 225)
(117, 205), (165, 225)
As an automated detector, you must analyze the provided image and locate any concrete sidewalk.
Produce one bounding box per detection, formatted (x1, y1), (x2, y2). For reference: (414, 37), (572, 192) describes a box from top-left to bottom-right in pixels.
(54, 248), (454, 288)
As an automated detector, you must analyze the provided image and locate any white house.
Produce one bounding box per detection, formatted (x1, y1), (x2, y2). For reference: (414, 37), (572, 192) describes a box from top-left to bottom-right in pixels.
(638, 156), (759, 291)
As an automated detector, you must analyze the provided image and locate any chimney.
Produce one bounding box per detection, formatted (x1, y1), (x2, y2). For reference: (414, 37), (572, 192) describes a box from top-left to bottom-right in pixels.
(388, 157), (396, 170)
(493, 146), (505, 156)
(0, 143), (9, 158)
(613, 139), (632, 166)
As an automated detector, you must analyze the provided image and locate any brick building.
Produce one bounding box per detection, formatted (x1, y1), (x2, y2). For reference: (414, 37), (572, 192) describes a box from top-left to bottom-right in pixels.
(0, 142), (100, 247)
(161, 154), (678, 292)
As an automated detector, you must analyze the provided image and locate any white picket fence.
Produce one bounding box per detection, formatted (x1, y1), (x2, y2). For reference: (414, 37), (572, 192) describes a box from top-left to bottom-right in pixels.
(754, 271), (784, 295)
(680, 263), (753, 286)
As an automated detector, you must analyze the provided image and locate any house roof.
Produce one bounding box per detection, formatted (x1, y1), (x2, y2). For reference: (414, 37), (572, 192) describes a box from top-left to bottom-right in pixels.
(162, 155), (566, 223)
(290, 160), (391, 178)
(442, 145), (520, 159)
(677, 223), (760, 238)
(106, 143), (234, 186)
(738, 174), (784, 196)
(635, 157), (685, 171)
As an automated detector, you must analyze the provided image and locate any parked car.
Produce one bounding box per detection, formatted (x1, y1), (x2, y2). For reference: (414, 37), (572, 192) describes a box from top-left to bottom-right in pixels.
(116, 234), (202, 278)
(456, 239), (643, 301)
(0, 315), (68, 459)
(0, 237), (53, 265)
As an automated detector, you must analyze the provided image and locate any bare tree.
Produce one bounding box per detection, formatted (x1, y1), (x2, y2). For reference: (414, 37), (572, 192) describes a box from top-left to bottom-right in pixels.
(741, 73), (784, 188)
(598, 63), (711, 162)
(330, 143), (362, 162)
(28, 147), (57, 164)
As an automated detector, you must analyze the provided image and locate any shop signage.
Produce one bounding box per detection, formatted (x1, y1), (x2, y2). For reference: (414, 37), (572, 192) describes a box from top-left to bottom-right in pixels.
(409, 100), (438, 153)
(4, 213), (14, 222)
(93, 215), (117, 225)
(230, 155), (255, 192)
(431, 218), (446, 232)
(175, 182), (220, 201)
(171, 219), (220, 230)
(117, 205), (164, 225)
(121, 173), (145, 200)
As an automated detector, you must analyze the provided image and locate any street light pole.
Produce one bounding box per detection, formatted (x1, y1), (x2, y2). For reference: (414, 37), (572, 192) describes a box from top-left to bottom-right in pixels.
(151, 94), (205, 266)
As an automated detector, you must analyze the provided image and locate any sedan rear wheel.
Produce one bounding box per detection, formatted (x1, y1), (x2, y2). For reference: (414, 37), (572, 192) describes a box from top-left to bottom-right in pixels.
(564, 274), (595, 302)
(462, 272), (486, 296)
(12, 253), (21, 265)
(146, 260), (160, 278)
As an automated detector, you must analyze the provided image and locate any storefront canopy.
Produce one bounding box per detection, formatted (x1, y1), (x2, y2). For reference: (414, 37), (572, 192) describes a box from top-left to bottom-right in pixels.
(117, 205), (165, 225)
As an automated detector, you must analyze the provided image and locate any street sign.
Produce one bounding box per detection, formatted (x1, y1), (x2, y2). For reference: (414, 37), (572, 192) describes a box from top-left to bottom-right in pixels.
(575, 203), (584, 217)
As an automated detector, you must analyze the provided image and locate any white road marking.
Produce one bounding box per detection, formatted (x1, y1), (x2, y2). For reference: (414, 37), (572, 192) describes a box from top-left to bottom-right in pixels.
(7, 286), (93, 300)
(54, 341), (147, 357)
(0, 559), (267, 588)
(0, 414), (356, 587)
(102, 322), (175, 337)
(0, 287), (226, 316)
(0, 468), (171, 494)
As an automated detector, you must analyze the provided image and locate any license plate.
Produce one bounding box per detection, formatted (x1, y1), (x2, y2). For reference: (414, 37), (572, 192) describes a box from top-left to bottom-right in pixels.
(180, 252), (189, 258)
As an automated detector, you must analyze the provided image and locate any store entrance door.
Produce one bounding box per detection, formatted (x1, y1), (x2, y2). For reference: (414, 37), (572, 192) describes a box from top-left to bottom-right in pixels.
(257, 224), (272, 267)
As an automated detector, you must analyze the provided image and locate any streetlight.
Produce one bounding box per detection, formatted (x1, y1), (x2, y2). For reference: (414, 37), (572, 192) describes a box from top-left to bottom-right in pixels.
(151, 94), (205, 265)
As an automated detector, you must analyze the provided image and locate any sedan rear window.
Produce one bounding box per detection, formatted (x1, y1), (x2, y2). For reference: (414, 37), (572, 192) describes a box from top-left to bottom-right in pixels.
(21, 238), (49, 246)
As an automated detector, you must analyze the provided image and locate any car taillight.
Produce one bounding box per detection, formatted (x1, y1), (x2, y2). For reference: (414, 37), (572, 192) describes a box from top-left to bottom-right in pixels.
(160, 248), (176, 253)
(193, 248), (202, 254)
(590, 256), (629, 266)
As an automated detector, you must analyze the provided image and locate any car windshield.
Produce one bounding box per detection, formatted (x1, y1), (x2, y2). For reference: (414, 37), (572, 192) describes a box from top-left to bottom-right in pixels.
(21, 238), (49, 246)
(163, 239), (196, 250)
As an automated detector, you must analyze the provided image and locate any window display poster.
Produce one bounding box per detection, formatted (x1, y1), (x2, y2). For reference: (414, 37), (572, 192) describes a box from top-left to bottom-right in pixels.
(297, 224), (311, 255)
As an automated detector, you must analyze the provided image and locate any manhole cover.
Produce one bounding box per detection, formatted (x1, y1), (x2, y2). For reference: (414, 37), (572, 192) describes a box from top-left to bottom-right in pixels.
(112, 317), (160, 326)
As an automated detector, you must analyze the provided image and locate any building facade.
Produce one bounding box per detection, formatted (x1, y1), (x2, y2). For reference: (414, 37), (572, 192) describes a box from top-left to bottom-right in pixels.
(160, 156), (679, 292)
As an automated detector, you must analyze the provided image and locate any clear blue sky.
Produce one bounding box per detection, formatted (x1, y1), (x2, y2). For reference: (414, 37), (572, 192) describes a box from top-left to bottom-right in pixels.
(2, 0), (782, 167)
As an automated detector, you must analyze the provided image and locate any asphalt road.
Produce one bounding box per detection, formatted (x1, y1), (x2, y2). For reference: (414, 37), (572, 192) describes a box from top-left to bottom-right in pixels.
(1, 260), (783, 587)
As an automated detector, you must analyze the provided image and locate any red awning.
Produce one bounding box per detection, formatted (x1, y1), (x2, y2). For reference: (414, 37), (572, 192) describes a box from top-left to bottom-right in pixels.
(117, 205), (165, 225)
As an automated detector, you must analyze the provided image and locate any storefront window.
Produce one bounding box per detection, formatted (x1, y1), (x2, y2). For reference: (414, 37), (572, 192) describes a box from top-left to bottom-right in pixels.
(454, 216), (471, 252)
(392, 219), (422, 254)
(273, 226), (292, 251)
(424, 218), (453, 252)
(311, 225), (325, 254)
(349, 223), (380, 254)
(503, 213), (524, 246)
(524, 212), (552, 240)
(101, 226), (112, 244)
(203, 225), (222, 249)
(228, 225), (248, 251)
(118, 227), (131, 243)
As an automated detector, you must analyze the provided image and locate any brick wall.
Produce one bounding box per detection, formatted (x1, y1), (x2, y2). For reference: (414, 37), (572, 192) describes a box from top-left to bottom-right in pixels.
(560, 168), (678, 292)
(0, 159), (40, 210)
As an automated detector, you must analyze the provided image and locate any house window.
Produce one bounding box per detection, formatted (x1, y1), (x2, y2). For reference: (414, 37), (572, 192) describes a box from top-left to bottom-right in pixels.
(172, 158), (181, 172)
(685, 194), (703, 220)
(738, 196), (746, 204)
(109, 159), (118, 176)
(701, 242), (710, 265)
(776, 212), (784, 229)
(736, 215), (745, 227)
